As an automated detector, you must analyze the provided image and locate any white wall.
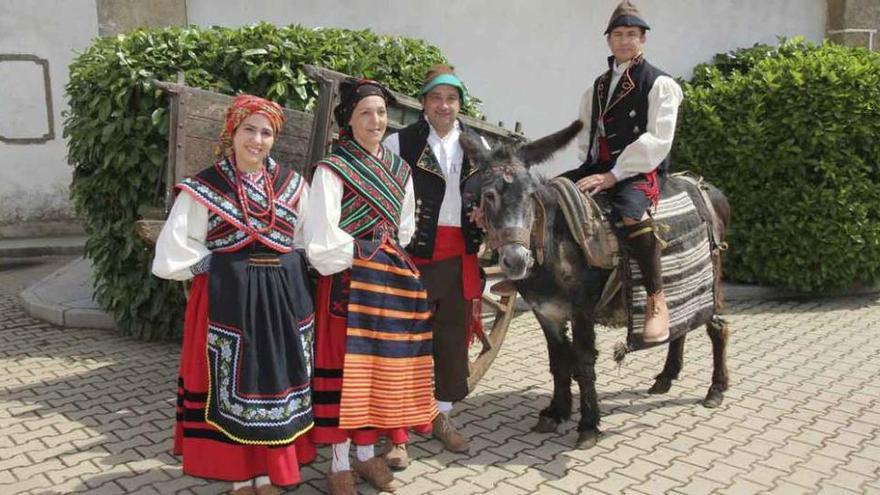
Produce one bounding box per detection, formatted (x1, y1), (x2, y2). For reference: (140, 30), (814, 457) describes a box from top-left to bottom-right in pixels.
(0, 0), (98, 232)
(187, 0), (827, 175)
(0, 0), (827, 233)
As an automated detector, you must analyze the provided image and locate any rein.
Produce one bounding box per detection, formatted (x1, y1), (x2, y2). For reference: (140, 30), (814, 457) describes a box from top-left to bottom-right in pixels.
(484, 177), (618, 270)
(483, 192), (547, 266)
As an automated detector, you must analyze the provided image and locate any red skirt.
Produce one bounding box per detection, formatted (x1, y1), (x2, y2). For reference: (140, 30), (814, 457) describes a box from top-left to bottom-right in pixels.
(310, 273), (433, 445)
(174, 275), (316, 485)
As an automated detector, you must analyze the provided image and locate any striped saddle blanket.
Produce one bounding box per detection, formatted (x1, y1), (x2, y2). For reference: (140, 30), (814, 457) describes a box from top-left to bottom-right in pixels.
(621, 177), (718, 350)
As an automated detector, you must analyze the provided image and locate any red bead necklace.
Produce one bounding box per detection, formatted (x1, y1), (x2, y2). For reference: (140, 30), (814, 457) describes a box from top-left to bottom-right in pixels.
(234, 159), (277, 235)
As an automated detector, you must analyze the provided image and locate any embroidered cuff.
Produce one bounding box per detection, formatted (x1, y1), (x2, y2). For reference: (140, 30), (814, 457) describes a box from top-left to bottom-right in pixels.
(190, 255), (212, 275)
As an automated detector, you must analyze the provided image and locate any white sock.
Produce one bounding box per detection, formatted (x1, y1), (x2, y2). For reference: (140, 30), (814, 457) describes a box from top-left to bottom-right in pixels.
(356, 444), (375, 462)
(232, 480), (253, 490)
(255, 475), (270, 487)
(331, 440), (351, 473)
(437, 400), (453, 414)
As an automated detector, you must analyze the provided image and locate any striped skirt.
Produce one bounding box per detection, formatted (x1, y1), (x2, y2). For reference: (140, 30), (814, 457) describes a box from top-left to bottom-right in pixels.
(311, 240), (437, 445)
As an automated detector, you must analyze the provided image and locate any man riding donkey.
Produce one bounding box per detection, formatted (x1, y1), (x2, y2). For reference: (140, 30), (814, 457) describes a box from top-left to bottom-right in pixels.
(561, 0), (683, 343)
(383, 65), (491, 467)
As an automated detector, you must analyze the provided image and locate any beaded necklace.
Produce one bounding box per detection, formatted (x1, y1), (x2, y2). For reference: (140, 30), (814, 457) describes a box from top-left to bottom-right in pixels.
(233, 158), (277, 235)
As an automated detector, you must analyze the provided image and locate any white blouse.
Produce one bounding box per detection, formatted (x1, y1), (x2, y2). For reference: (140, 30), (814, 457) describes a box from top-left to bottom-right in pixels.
(151, 184), (310, 281)
(575, 70), (683, 182)
(302, 164), (415, 276)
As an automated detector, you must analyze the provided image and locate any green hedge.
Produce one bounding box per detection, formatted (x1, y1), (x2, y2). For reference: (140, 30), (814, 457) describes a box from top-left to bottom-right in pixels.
(65, 23), (470, 340)
(674, 39), (880, 292)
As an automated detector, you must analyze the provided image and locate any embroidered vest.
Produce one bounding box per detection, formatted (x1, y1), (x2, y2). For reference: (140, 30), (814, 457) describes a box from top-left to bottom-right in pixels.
(176, 158), (305, 252)
(397, 119), (483, 258)
(318, 137), (411, 240)
(588, 55), (671, 174)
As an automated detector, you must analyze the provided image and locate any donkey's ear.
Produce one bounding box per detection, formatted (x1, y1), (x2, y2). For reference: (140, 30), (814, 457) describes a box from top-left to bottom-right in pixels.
(517, 120), (584, 166)
(459, 131), (489, 166)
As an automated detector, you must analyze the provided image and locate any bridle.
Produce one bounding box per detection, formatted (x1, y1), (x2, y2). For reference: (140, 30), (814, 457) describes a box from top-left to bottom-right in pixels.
(482, 170), (548, 267)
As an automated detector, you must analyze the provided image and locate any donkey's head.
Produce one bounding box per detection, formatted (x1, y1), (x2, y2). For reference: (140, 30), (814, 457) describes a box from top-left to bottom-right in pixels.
(461, 120), (584, 280)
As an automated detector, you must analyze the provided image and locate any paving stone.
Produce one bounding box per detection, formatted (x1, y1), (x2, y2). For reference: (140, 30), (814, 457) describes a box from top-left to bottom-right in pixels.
(781, 467), (828, 490)
(3, 285), (880, 494)
(767, 480), (816, 494)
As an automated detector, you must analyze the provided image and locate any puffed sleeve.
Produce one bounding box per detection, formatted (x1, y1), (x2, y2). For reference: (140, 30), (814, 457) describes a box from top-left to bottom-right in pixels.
(609, 75), (683, 181)
(575, 85), (595, 163)
(302, 166), (355, 276)
(292, 181), (310, 251)
(152, 191), (211, 281)
(398, 177), (415, 247)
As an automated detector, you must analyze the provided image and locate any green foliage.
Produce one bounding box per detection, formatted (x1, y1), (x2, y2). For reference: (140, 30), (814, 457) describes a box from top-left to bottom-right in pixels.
(65, 23), (470, 340)
(689, 37), (817, 88)
(674, 39), (880, 292)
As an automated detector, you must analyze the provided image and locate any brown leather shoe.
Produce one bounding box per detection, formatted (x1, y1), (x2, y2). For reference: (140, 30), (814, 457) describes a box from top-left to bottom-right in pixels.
(255, 484), (281, 495)
(643, 291), (670, 343)
(229, 487), (257, 495)
(353, 457), (397, 492)
(432, 412), (470, 453)
(327, 470), (357, 495)
(383, 443), (409, 471)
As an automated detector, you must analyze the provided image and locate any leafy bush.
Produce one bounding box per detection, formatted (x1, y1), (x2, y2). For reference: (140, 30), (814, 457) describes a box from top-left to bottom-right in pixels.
(688, 37), (817, 88)
(674, 39), (880, 292)
(65, 23), (470, 340)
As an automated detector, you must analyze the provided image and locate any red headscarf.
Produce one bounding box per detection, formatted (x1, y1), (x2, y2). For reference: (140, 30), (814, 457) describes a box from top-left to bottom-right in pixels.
(217, 94), (285, 157)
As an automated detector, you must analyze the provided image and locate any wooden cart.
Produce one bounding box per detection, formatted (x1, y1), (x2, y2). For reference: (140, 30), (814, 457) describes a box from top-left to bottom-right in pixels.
(137, 65), (524, 392)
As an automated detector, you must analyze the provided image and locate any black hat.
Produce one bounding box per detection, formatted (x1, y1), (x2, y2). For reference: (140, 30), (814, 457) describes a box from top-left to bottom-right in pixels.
(333, 78), (397, 128)
(605, 0), (650, 35)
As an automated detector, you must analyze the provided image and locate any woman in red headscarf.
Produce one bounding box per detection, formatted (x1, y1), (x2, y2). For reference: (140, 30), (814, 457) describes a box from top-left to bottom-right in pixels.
(153, 94), (316, 495)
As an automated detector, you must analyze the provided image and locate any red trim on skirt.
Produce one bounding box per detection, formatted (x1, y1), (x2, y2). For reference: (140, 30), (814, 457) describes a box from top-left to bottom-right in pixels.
(174, 274), (315, 485)
(311, 274), (431, 446)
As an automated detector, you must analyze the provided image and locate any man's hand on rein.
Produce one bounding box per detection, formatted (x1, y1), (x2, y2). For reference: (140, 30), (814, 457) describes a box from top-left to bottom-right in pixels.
(575, 172), (617, 196)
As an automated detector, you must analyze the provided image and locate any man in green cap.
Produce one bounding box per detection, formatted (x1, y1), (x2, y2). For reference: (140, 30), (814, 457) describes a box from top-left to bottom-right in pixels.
(383, 64), (489, 467)
(562, 0), (683, 344)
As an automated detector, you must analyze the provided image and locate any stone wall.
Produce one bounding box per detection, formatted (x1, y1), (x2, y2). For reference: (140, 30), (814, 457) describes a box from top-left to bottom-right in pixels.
(827, 0), (879, 49)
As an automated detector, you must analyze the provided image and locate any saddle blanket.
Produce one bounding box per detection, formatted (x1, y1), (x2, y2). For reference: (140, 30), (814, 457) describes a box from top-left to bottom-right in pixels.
(624, 185), (716, 350)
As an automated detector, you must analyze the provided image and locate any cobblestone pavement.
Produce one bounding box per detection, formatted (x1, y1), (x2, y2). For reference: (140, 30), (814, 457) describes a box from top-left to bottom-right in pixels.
(2, 260), (880, 494)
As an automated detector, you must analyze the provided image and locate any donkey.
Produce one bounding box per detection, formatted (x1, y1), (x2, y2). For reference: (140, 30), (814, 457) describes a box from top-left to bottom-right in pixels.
(461, 121), (731, 449)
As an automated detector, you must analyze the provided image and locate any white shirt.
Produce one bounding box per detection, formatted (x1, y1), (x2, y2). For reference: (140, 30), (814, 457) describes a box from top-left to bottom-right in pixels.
(385, 119), (490, 227)
(575, 59), (683, 182)
(152, 184), (310, 281)
(608, 60), (632, 105)
(302, 163), (416, 276)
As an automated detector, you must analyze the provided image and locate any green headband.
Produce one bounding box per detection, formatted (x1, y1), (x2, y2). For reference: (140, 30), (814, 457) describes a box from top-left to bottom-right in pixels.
(419, 73), (468, 105)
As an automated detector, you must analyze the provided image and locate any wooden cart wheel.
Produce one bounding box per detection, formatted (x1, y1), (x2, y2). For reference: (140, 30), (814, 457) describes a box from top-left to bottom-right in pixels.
(467, 265), (519, 392)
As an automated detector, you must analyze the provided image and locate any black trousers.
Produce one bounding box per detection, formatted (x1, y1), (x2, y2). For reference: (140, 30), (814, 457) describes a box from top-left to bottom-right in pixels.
(418, 257), (469, 403)
(558, 163), (659, 221)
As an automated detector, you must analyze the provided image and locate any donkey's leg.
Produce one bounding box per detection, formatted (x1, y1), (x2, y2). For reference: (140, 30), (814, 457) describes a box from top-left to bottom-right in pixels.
(533, 313), (573, 433)
(571, 312), (600, 449)
(704, 315), (730, 408)
(649, 335), (687, 394)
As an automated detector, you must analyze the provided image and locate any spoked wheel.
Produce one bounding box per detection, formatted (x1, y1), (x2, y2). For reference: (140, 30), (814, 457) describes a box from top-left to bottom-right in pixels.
(467, 265), (519, 392)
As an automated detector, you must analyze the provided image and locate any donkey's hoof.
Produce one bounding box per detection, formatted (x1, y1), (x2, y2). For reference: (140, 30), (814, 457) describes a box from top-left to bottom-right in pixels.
(575, 428), (600, 449)
(648, 377), (673, 395)
(532, 415), (560, 433)
(702, 388), (724, 408)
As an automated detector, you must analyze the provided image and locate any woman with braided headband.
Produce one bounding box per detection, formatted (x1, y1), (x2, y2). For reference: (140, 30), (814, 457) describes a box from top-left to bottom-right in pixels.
(153, 94), (316, 495)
